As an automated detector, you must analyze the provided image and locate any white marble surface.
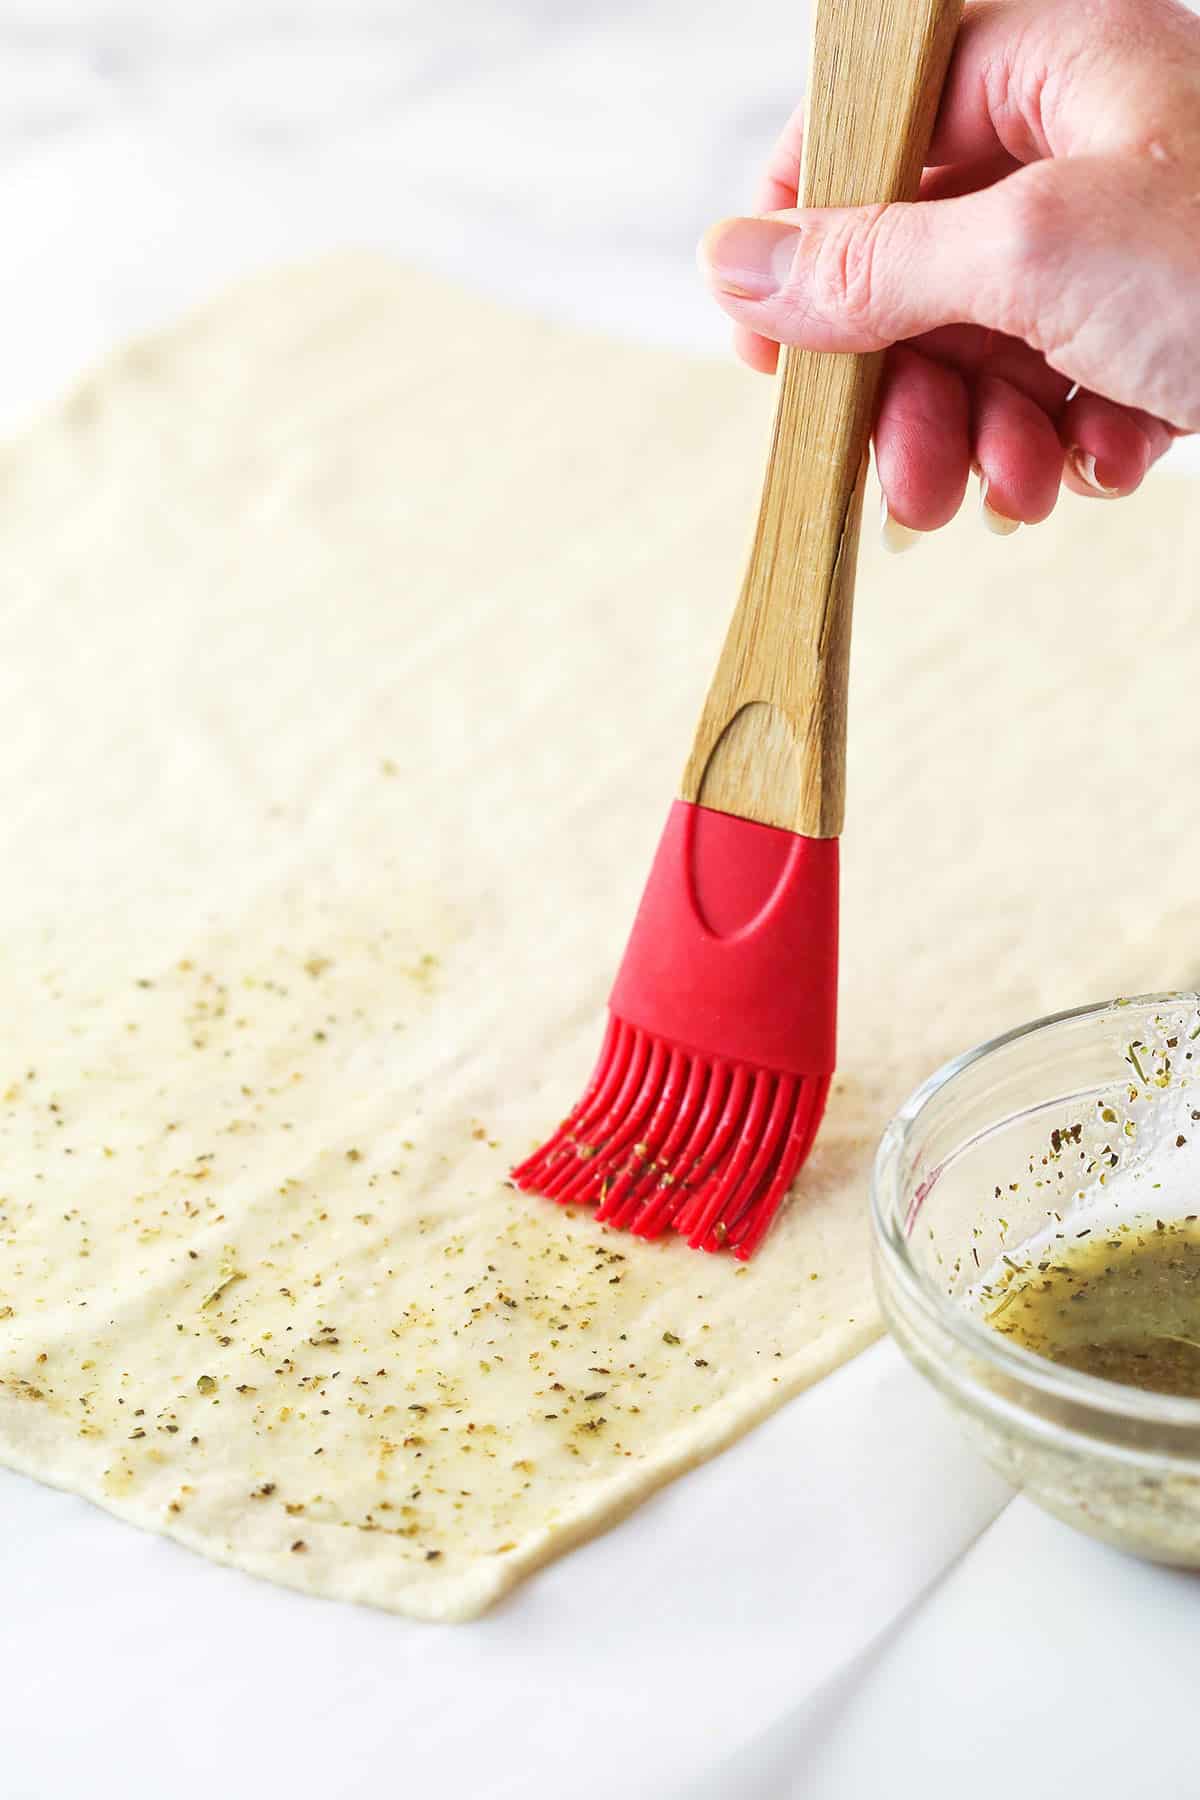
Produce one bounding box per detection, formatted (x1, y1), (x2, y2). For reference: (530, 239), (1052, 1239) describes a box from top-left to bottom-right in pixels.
(0, 2), (1193, 456)
(0, 8), (1196, 1798)
(0, 0), (807, 436)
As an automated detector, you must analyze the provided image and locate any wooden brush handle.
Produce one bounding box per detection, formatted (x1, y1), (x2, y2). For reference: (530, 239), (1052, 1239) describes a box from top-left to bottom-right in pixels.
(682, 0), (962, 837)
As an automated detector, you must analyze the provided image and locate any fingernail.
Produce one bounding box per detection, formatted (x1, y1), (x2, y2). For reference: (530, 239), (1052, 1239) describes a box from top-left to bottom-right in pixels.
(880, 492), (921, 553)
(979, 475), (1020, 536)
(700, 216), (804, 300)
(1068, 448), (1120, 496)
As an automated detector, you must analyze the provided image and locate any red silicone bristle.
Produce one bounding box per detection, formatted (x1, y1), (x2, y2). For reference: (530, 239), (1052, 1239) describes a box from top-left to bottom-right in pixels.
(682, 1074), (795, 1251)
(729, 1074), (830, 1259)
(541, 1025), (648, 1199)
(512, 1028), (831, 1260)
(673, 1069), (779, 1248)
(685, 1063), (751, 1189)
(512, 1020), (643, 1201)
(515, 1016), (622, 1190)
(626, 1059), (726, 1239)
(552, 1033), (665, 1204)
(626, 1051), (719, 1238)
(602, 1048), (714, 1233)
(562, 1017), (639, 1152)
(593, 1045), (688, 1227)
(512, 801), (838, 1257)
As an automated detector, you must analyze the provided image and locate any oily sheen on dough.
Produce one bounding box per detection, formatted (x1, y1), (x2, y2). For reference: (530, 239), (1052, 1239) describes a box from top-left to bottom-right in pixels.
(0, 256), (1197, 1622)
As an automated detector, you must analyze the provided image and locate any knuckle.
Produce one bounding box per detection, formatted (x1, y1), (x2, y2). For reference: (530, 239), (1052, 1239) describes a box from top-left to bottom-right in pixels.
(986, 163), (1084, 352)
(1000, 164), (1065, 271)
(805, 204), (891, 333)
(979, 48), (1026, 150)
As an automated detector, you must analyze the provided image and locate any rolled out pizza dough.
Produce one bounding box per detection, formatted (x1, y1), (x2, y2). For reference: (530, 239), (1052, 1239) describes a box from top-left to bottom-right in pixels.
(0, 255), (1197, 1621)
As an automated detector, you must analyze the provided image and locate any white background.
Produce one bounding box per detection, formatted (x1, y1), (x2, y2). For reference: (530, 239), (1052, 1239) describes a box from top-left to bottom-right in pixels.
(0, 5), (1196, 1796)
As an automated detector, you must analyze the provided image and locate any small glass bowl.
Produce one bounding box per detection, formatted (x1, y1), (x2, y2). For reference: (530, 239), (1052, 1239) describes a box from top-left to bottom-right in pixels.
(871, 992), (1200, 1564)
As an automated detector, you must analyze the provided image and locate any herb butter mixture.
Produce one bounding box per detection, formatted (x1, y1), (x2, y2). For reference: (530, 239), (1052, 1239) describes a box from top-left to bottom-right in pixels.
(2, 907), (863, 1627)
(1, 258), (1198, 1620)
(987, 1215), (1200, 1396)
(0, 920), (839, 1617)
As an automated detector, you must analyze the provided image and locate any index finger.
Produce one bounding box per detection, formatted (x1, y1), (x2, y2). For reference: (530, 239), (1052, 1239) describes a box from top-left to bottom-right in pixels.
(927, 0), (1196, 167)
(752, 98), (805, 214)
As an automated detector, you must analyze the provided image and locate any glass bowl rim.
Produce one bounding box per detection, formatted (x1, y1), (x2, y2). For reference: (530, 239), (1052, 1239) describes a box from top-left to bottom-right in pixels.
(870, 989), (1200, 1431)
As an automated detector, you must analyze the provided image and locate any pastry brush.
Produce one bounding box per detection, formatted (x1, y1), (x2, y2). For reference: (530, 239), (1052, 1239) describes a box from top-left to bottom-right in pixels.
(515, 0), (962, 1257)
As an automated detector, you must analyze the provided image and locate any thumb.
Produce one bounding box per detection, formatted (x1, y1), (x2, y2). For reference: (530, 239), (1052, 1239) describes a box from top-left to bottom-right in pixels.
(700, 191), (1020, 350)
(700, 161), (1119, 365)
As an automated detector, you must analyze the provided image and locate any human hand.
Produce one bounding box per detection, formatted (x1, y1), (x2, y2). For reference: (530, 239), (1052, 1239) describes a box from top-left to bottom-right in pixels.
(700, 0), (1200, 540)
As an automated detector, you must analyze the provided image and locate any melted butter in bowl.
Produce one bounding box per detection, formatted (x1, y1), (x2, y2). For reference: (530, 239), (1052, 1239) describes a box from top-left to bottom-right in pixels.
(872, 993), (1200, 1566)
(986, 1215), (1200, 1397)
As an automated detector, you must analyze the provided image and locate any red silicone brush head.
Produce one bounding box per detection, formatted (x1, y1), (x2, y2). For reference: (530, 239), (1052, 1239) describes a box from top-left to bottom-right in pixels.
(513, 800), (837, 1258)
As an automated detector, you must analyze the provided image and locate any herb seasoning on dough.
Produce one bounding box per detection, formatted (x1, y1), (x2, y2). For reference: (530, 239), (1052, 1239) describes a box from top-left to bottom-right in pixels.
(986, 1215), (1200, 1396)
